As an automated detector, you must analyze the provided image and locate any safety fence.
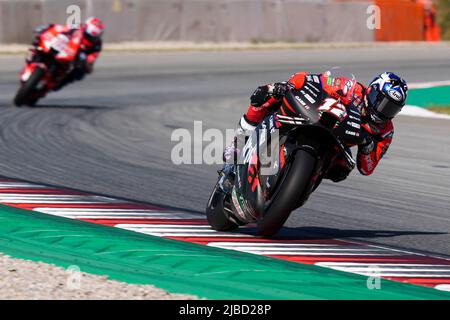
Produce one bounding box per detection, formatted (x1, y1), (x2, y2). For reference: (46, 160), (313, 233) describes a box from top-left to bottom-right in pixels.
(0, 0), (440, 43)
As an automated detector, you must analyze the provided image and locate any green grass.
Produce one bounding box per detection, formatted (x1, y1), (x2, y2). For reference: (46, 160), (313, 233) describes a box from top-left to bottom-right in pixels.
(437, 0), (450, 40)
(1, 203), (450, 299)
(428, 105), (450, 115)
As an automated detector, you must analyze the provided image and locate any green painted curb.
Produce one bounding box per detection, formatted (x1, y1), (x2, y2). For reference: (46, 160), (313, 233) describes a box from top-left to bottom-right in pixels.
(0, 204), (449, 300)
(408, 86), (450, 108)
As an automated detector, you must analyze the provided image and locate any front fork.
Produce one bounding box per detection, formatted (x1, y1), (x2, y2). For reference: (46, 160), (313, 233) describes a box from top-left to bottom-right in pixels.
(218, 164), (235, 194)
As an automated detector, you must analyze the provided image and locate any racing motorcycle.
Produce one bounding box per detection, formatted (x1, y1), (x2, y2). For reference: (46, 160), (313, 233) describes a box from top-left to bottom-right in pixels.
(206, 70), (363, 236)
(13, 27), (84, 107)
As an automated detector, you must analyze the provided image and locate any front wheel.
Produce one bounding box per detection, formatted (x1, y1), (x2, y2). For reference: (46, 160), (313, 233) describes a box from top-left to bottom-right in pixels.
(257, 150), (317, 237)
(13, 67), (46, 107)
(206, 182), (239, 231)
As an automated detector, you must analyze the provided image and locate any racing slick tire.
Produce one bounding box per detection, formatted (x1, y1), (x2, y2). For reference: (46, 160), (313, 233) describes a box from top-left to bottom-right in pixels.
(257, 150), (316, 237)
(14, 67), (45, 107)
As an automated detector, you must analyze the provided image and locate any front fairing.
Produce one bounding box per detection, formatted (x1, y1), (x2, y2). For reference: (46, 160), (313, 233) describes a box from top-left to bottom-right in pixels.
(38, 29), (81, 63)
(280, 82), (363, 147)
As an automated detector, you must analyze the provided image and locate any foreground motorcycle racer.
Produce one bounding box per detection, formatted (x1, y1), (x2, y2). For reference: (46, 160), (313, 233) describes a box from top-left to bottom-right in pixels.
(32, 17), (104, 90)
(224, 71), (408, 182)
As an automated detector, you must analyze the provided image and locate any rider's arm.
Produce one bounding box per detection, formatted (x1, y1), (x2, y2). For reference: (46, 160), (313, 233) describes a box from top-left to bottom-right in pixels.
(84, 40), (102, 73)
(243, 71), (309, 125)
(245, 84), (284, 124)
(32, 24), (55, 46)
(245, 95), (280, 125)
(84, 52), (99, 73)
(357, 123), (394, 175)
(34, 24), (54, 35)
(244, 73), (308, 124)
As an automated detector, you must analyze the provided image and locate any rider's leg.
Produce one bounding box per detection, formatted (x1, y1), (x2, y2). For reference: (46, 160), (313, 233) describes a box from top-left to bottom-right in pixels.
(223, 93), (281, 163)
(223, 114), (257, 163)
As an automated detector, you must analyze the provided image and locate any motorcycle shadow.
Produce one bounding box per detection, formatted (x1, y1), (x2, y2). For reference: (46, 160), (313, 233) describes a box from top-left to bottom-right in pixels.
(270, 226), (446, 241)
(0, 102), (113, 110)
(29, 104), (113, 110)
(224, 225), (446, 241)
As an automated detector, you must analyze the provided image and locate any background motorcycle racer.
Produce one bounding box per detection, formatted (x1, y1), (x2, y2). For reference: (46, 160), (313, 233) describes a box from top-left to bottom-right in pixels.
(32, 17), (104, 90)
(224, 71), (408, 182)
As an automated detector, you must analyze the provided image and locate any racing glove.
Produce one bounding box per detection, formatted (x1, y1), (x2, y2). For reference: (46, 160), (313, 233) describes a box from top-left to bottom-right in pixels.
(268, 82), (291, 99)
(360, 136), (375, 155)
(32, 24), (53, 47)
(250, 85), (270, 107)
(250, 82), (291, 107)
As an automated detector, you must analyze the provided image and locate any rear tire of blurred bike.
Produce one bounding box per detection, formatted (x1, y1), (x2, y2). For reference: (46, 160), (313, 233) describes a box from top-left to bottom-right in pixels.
(13, 67), (45, 107)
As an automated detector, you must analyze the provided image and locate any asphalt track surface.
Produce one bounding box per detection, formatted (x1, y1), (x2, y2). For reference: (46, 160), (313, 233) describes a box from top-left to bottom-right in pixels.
(0, 45), (449, 257)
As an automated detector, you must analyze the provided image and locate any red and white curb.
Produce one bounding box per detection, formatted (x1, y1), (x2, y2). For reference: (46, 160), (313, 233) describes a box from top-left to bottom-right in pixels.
(1, 178), (450, 292)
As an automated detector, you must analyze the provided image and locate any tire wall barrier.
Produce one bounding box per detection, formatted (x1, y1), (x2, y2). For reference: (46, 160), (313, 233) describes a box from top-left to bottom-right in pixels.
(0, 0), (429, 44)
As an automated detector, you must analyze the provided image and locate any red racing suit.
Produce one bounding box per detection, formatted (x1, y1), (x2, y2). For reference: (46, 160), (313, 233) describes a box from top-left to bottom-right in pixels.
(243, 71), (394, 178)
(34, 24), (102, 74)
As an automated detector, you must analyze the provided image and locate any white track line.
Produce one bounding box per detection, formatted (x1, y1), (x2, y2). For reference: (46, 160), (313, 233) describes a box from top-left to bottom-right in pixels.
(0, 194), (117, 200)
(117, 224), (211, 229)
(208, 245), (390, 252)
(3, 178), (450, 291)
(435, 285), (450, 292)
(116, 224), (252, 237)
(35, 208), (162, 213)
(208, 244), (398, 256)
(205, 242), (344, 247)
(0, 182), (49, 189)
(119, 231), (252, 238)
(40, 214), (177, 219)
(208, 247), (390, 252)
(316, 263), (450, 272)
(1, 200), (112, 204)
(211, 250), (398, 256)
(318, 267), (450, 272)
(0, 194), (122, 204)
(208, 242), (397, 252)
(409, 80), (450, 89)
(316, 262), (450, 277)
(324, 272), (450, 277)
(317, 262), (450, 267)
(33, 208), (199, 219)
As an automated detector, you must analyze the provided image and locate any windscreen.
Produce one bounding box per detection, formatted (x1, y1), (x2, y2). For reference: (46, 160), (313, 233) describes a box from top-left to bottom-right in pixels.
(322, 67), (358, 105)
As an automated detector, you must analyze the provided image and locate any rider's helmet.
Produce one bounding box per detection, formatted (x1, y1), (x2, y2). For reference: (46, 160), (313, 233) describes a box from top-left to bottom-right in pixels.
(365, 72), (408, 123)
(82, 17), (104, 44)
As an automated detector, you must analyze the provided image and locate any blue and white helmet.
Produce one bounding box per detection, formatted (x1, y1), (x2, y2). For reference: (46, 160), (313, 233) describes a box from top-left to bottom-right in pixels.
(366, 72), (408, 122)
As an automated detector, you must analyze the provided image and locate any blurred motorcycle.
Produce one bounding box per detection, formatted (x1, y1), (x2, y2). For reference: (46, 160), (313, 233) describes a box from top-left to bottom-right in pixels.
(14, 26), (84, 106)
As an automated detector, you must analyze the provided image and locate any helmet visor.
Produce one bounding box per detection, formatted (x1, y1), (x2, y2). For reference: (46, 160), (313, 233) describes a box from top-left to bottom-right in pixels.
(367, 88), (403, 120)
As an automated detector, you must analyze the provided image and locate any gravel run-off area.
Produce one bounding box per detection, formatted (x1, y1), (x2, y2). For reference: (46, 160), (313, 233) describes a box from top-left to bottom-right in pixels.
(0, 253), (197, 300)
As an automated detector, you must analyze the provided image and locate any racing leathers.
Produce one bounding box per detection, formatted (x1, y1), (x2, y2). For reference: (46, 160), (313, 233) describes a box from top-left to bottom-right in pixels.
(227, 71), (394, 182)
(32, 24), (102, 89)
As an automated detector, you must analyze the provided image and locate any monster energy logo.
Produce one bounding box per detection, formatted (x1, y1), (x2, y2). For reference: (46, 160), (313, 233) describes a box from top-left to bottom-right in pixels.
(231, 187), (248, 221)
(327, 77), (333, 86)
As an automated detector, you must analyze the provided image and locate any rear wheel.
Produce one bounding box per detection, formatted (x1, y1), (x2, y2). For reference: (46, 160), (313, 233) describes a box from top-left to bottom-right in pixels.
(257, 150), (316, 237)
(206, 182), (239, 231)
(14, 67), (46, 107)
